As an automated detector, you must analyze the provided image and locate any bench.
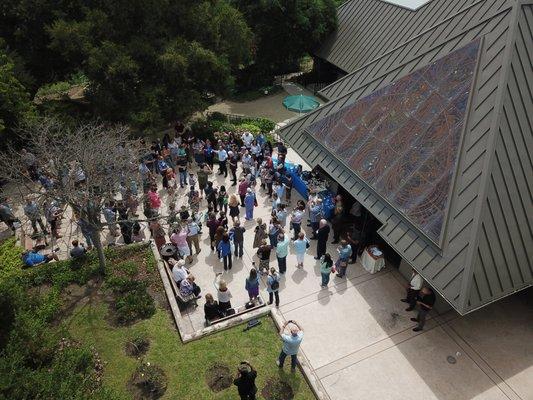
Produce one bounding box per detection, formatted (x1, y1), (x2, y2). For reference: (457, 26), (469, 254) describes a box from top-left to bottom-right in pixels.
(162, 259), (198, 309)
(205, 297), (265, 327)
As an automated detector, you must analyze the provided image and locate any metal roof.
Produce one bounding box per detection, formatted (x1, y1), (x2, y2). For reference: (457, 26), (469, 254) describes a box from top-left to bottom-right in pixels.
(279, 0), (533, 314)
(316, 0), (488, 73)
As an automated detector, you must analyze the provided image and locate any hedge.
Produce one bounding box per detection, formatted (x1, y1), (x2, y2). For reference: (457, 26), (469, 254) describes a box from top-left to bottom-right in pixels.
(191, 114), (277, 143)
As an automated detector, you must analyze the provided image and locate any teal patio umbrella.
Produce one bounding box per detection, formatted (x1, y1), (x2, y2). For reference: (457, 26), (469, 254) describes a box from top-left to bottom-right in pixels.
(283, 94), (320, 113)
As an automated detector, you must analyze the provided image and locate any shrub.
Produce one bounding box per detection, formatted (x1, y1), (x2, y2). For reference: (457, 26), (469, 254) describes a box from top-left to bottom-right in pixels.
(0, 337), (109, 400)
(209, 111), (228, 121)
(0, 237), (24, 283)
(125, 333), (150, 357)
(24, 256), (100, 290)
(240, 117), (276, 133)
(145, 252), (156, 272)
(238, 123), (261, 134)
(106, 277), (155, 324)
(115, 261), (138, 278)
(189, 117), (213, 141)
(210, 120), (237, 133)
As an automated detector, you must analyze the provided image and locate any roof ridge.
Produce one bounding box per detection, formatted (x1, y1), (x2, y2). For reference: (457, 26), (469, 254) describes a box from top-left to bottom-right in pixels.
(319, 0), (513, 99)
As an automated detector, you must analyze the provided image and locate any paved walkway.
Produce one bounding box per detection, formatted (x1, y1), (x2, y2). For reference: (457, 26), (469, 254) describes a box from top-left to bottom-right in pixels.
(3, 148), (532, 400)
(206, 83), (322, 123)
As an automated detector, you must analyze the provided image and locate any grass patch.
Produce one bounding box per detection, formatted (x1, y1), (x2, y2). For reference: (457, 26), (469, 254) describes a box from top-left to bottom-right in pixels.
(66, 301), (314, 399)
(0, 238), (315, 400)
(0, 237), (24, 282)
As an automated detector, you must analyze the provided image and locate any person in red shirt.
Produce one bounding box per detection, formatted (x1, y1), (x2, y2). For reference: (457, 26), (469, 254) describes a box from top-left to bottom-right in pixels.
(238, 178), (249, 207)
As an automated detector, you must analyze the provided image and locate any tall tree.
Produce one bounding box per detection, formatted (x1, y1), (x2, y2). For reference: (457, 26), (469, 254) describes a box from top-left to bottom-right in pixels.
(0, 0), (253, 130)
(0, 45), (36, 142)
(235, 0), (337, 84)
(0, 118), (142, 273)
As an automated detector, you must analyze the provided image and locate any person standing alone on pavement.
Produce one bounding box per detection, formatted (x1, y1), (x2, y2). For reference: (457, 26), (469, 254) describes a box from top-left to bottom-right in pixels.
(411, 287), (436, 332)
(320, 253), (334, 288)
(277, 320), (304, 372)
(401, 269), (423, 311)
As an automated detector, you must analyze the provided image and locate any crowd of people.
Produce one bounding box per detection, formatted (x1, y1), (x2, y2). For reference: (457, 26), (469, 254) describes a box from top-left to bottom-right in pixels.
(1, 122), (438, 395)
(142, 126), (373, 325)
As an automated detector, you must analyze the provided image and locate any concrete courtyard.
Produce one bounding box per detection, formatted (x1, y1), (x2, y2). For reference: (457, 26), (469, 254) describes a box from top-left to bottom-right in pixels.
(5, 148), (533, 400)
(206, 82), (322, 123)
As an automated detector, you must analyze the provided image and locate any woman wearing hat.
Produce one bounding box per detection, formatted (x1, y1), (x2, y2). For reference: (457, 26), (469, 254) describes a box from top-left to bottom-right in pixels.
(244, 188), (256, 221)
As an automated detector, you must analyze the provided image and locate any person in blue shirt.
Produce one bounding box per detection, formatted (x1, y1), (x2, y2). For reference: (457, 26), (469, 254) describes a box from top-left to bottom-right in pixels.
(276, 233), (290, 274)
(245, 267), (260, 302)
(217, 146), (228, 177)
(244, 189), (256, 221)
(336, 240), (352, 278)
(292, 232), (309, 269)
(217, 232), (232, 271)
(156, 156), (169, 175)
(277, 320), (304, 372)
(22, 248), (58, 267)
(256, 133), (266, 148)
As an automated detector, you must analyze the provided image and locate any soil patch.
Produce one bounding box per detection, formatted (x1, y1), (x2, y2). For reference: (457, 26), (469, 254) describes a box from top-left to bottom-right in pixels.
(27, 283), (52, 298)
(147, 286), (170, 310)
(56, 278), (103, 323)
(125, 337), (150, 357)
(205, 363), (232, 392)
(128, 363), (168, 400)
(261, 378), (294, 400)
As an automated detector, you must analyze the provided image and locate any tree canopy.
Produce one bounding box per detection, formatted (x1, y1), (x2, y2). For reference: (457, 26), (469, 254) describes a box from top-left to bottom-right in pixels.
(234, 0), (337, 86)
(0, 0), (337, 133)
(0, 45), (36, 140)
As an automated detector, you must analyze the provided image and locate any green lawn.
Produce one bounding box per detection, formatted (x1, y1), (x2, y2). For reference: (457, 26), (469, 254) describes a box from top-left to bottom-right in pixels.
(64, 268), (315, 400)
(67, 303), (314, 400)
(0, 239), (315, 400)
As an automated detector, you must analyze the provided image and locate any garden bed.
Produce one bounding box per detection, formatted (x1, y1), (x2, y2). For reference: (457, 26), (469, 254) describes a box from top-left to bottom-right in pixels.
(0, 240), (316, 400)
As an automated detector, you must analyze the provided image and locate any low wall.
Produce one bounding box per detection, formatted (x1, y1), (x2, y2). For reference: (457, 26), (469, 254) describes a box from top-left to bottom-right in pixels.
(151, 239), (331, 400)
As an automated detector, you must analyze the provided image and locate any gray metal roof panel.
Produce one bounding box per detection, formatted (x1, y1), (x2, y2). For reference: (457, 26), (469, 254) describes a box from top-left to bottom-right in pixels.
(316, 0), (489, 73)
(320, 0), (513, 99)
(465, 3), (533, 311)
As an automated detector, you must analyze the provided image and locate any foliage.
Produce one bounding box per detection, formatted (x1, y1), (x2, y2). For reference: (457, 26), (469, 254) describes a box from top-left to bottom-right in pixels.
(238, 123), (261, 134)
(69, 305), (316, 400)
(239, 117), (276, 133)
(0, 272), (108, 399)
(0, 237), (24, 283)
(105, 276), (156, 324)
(0, 0), (254, 131)
(114, 261), (139, 278)
(126, 333), (150, 357)
(0, 241), (154, 399)
(0, 46), (36, 139)
(235, 0), (337, 87)
(0, 236), (314, 399)
(35, 72), (89, 99)
(190, 114), (278, 146)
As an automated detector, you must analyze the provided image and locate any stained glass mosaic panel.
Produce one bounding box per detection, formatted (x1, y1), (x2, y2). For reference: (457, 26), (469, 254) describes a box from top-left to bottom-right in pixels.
(307, 39), (480, 243)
